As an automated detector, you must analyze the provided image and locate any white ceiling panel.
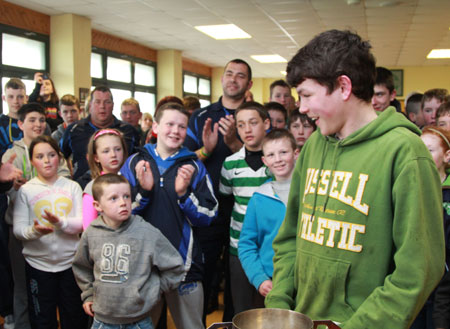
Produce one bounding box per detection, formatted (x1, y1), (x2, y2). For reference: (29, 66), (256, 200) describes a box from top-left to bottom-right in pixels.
(5, 0), (450, 77)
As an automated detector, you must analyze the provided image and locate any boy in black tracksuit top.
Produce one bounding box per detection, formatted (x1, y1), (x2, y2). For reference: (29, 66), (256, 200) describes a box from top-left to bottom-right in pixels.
(121, 102), (217, 329)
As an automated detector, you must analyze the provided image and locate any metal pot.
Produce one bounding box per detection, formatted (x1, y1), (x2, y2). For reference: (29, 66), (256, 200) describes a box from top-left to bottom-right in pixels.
(207, 308), (340, 329)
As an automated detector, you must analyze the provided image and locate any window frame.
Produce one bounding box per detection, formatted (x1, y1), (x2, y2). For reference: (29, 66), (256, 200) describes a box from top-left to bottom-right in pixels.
(91, 47), (157, 99)
(182, 71), (211, 104)
(0, 24), (50, 113)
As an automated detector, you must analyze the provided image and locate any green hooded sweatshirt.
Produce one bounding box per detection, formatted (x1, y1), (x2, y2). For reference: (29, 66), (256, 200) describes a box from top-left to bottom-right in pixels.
(266, 107), (445, 329)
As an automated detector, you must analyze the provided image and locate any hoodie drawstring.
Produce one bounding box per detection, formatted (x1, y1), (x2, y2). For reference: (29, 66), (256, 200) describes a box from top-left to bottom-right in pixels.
(309, 138), (341, 221)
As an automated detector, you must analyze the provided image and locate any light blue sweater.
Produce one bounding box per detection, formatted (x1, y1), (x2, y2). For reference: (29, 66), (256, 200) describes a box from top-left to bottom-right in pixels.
(238, 180), (287, 290)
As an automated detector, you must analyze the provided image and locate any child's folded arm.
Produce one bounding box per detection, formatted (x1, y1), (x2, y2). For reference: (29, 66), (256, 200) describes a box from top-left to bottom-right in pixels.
(238, 197), (268, 290)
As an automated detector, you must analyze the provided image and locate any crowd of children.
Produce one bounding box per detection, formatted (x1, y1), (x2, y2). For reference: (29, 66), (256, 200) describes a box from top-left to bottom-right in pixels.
(0, 28), (450, 329)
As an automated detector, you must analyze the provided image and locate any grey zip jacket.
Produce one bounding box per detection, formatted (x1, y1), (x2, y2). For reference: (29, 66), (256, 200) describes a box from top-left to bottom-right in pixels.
(72, 214), (186, 325)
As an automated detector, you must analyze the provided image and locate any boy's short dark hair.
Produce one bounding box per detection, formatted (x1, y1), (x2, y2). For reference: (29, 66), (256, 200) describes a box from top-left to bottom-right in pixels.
(18, 103), (46, 122)
(265, 102), (287, 121)
(405, 93), (423, 116)
(154, 102), (189, 123)
(422, 89), (449, 109)
(286, 29), (376, 103)
(225, 59), (252, 81)
(92, 173), (130, 202)
(375, 67), (395, 92)
(261, 128), (297, 153)
(59, 94), (80, 109)
(437, 102), (450, 121)
(269, 80), (291, 97)
(5, 78), (26, 92)
(288, 110), (317, 131)
(236, 101), (269, 121)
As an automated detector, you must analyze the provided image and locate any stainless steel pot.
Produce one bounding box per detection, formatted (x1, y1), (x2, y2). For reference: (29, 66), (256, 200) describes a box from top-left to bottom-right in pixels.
(207, 308), (340, 329)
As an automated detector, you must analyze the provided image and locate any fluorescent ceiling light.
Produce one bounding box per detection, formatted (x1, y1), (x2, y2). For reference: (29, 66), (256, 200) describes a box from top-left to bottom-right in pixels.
(195, 24), (251, 40)
(251, 55), (287, 63)
(281, 71), (287, 76)
(427, 49), (450, 59)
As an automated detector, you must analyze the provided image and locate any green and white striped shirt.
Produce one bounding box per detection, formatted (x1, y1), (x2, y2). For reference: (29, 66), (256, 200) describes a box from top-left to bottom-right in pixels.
(219, 147), (269, 256)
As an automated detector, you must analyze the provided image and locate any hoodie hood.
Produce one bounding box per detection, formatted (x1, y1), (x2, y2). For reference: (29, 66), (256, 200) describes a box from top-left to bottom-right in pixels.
(90, 213), (136, 233)
(321, 107), (421, 147)
(254, 180), (278, 200)
(143, 143), (196, 162)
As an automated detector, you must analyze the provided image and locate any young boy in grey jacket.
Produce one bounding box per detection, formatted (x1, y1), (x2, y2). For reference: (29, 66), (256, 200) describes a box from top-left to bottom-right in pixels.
(72, 174), (185, 329)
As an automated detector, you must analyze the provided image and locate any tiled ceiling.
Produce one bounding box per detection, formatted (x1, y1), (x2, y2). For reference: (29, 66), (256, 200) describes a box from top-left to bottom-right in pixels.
(8, 0), (450, 78)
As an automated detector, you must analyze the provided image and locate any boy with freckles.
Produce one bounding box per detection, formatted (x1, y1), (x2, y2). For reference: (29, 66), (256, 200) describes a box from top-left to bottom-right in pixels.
(120, 102), (218, 329)
(265, 29), (445, 329)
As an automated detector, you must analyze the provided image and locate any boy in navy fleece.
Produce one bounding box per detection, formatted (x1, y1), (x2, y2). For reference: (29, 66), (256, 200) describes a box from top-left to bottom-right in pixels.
(121, 102), (217, 329)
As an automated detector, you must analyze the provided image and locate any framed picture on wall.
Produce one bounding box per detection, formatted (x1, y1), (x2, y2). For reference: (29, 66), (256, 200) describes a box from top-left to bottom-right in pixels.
(79, 88), (90, 117)
(391, 69), (403, 97)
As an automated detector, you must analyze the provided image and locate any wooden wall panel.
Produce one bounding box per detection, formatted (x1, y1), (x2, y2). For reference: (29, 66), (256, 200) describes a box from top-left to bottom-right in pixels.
(182, 57), (212, 77)
(0, 1), (50, 35)
(92, 29), (157, 62)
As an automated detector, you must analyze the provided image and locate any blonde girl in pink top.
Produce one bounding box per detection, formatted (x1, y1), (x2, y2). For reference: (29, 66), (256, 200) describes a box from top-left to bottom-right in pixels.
(82, 128), (127, 229)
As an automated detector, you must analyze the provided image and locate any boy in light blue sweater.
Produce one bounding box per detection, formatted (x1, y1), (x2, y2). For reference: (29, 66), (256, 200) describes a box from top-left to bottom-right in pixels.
(238, 129), (298, 300)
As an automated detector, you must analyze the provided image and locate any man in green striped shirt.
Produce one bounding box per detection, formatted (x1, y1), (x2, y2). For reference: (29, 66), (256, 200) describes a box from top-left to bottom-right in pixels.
(219, 101), (271, 315)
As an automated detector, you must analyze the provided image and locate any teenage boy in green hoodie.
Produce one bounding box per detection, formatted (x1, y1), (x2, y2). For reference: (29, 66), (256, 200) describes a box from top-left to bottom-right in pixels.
(265, 29), (445, 329)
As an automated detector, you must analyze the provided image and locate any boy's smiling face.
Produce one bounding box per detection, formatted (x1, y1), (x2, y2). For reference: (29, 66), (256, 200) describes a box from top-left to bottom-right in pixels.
(154, 109), (188, 158)
(297, 78), (344, 137)
(262, 137), (298, 181)
(19, 111), (46, 141)
(236, 109), (270, 152)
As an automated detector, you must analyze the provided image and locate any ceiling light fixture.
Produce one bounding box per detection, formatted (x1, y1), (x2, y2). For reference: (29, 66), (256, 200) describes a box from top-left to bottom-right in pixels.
(251, 55), (287, 63)
(427, 49), (450, 59)
(194, 24), (251, 40)
(281, 71), (287, 76)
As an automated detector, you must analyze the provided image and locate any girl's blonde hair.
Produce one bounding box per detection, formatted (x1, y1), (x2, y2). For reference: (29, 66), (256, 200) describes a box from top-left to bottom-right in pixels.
(87, 128), (128, 179)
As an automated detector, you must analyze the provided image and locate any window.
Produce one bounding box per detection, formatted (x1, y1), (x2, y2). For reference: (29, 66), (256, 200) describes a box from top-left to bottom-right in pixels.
(0, 24), (49, 114)
(183, 72), (211, 107)
(91, 48), (157, 116)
